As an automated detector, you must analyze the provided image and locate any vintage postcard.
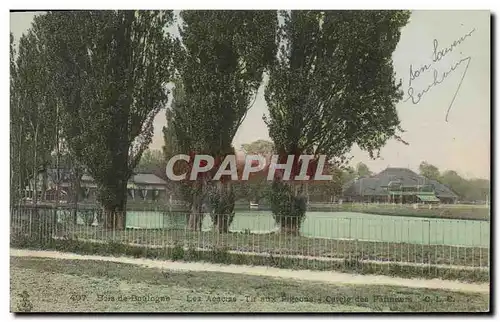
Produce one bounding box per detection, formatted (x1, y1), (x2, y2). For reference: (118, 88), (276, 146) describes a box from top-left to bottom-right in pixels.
(9, 9), (490, 313)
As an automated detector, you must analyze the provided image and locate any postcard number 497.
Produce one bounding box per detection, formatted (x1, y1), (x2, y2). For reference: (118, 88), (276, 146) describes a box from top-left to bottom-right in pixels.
(70, 294), (87, 301)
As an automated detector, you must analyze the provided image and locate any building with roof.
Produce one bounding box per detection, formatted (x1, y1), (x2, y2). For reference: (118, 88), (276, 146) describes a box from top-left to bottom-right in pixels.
(24, 170), (168, 203)
(342, 167), (458, 204)
(79, 172), (168, 202)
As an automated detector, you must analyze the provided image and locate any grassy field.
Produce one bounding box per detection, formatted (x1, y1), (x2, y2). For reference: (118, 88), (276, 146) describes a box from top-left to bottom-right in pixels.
(46, 209), (489, 246)
(310, 203), (490, 221)
(25, 201), (490, 221)
(119, 202), (492, 221)
(58, 227), (489, 268)
(10, 256), (490, 313)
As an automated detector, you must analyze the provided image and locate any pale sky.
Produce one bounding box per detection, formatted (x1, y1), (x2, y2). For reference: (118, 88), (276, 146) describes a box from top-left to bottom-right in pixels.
(10, 10), (490, 179)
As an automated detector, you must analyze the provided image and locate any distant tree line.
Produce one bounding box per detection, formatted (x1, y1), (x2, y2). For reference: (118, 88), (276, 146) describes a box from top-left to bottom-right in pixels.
(418, 162), (490, 202)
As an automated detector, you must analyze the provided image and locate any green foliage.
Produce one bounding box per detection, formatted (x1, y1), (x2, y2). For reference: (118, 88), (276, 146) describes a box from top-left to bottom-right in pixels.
(129, 245), (146, 258)
(185, 245), (201, 261)
(307, 166), (345, 202)
(165, 11), (278, 230)
(235, 139), (274, 203)
(208, 183), (236, 231)
(418, 162), (490, 202)
(269, 181), (307, 232)
(169, 11), (277, 157)
(106, 241), (128, 255)
(171, 243), (185, 261)
(419, 161), (441, 181)
(264, 10), (410, 161)
(10, 32), (24, 204)
(355, 162), (372, 178)
(11, 236), (489, 283)
(31, 11), (174, 223)
(440, 170), (490, 202)
(135, 149), (165, 173)
(268, 11), (407, 159)
(210, 247), (230, 264)
(342, 166), (357, 184)
(11, 25), (58, 205)
(241, 140), (275, 155)
(263, 10), (410, 227)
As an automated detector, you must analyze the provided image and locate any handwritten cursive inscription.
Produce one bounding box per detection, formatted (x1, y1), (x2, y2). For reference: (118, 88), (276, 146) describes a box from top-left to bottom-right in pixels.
(404, 28), (475, 122)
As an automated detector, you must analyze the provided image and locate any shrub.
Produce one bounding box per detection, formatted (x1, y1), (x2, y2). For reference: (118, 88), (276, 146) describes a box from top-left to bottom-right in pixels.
(10, 232), (490, 283)
(344, 258), (363, 271)
(269, 181), (306, 234)
(211, 247), (230, 263)
(185, 245), (200, 261)
(209, 184), (236, 233)
(171, 243), (185, 261)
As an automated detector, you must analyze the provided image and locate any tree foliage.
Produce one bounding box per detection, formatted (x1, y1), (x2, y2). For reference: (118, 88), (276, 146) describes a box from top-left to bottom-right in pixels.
(234, 140), (275, 204)
(10, 32), (24, 203)
(11, 25), (59, 204)
(135, 149), (165, 173)
(241, 140), (275, 156)
(168, 10), (278, 231)
(418, 161), (440, 181)
(418, 161), (490, 202)
(355, 162), (372, 178)
(440, 170), (490, 202)
(33, 10), (174, 228)
(265, 10), (410, 162)
(264, 10), (411, 232)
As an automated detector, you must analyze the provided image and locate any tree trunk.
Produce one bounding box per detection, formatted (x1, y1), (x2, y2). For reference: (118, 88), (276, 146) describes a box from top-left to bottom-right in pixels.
(188, 188), (204, 231)
(212, 181), (234, 233)
(188, 204), (203, 231)
(103, 195), (126, 230)
(100, 180), (128, 230)
(104, 206), (126, 230)
(71, 166), (82, 226)
(16, 122), (23, 205)
(279, 216), (301, 235)
(41, 169), (48, 201)
(32, 128), (38, 205)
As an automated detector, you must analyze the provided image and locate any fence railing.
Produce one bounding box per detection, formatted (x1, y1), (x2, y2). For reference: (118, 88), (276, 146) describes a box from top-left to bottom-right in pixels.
(10, 205), (490, 271)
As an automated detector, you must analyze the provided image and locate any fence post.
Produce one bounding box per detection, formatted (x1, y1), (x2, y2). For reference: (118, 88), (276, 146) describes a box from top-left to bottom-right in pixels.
(479, 223), (482, 268)
(349, 218), (352, 239)
(427, 220), (431, 245)
(29, 208), (32, 238)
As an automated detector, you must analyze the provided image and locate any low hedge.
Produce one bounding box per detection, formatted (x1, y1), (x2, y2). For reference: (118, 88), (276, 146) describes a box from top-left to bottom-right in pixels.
(10, 233), (489, 284)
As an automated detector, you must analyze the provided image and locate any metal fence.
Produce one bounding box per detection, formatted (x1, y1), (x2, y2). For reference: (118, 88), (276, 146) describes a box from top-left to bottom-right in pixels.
(10, 205), (490, 271)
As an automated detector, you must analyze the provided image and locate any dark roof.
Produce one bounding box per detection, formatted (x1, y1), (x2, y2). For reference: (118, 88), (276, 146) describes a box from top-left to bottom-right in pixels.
(77, 172), (166, 186)
(130, 173), (166, 185)
(428, 179), (458, 198)
(342, 167), (458, 199)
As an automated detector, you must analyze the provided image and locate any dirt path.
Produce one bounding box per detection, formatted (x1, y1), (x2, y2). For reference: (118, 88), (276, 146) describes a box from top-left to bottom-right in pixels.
(10, 248), (489, 294)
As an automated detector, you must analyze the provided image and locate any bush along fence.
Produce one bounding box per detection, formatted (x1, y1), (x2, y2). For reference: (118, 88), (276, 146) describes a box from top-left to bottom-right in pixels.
(10, 205), (490, 283)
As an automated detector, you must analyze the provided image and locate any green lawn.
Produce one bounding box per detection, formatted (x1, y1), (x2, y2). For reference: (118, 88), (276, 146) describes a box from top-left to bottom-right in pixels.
(10, 257), (489, 313)
(320, 204), (490, 221)
(129, 201), (490, 221)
